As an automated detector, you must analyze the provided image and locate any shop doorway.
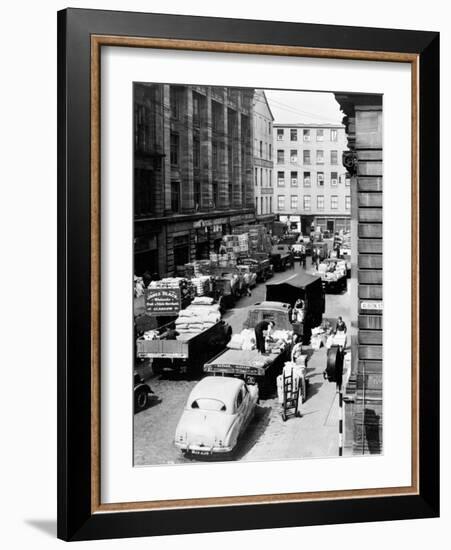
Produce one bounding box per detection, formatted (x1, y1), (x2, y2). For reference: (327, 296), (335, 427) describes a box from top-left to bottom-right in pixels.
(173, 235), (190, 269)
(134, 250), (159, 277)
(195, 241), (210, 260)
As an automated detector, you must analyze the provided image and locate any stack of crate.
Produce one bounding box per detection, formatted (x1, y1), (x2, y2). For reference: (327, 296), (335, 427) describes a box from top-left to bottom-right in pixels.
(261, 233), (273, 253)
(191, 275), (213, 297)
(223, 234), (240, 255)
(182, 263), (195, 277)
(196, 260), (213, 276)
(249, 226), (263, 253)
(233, 224), (267, 254)
(237, 233), (249, 254)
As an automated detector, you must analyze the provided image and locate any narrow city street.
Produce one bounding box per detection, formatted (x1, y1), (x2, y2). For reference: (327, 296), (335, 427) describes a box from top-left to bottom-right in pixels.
(134, 258), (351, 466)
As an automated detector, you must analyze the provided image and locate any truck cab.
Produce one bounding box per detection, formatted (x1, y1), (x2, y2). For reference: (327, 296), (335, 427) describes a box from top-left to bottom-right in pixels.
(270, 244), (294, 271)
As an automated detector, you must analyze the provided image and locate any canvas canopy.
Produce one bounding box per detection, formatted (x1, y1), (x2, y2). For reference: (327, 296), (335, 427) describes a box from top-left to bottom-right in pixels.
(266, 273), (323, 306)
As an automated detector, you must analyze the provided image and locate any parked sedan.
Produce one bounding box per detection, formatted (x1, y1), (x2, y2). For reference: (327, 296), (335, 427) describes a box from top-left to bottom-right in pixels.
(174, 377), (259, 456)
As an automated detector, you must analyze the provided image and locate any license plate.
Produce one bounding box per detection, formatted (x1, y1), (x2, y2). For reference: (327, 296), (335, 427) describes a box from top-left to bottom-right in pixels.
(191, 449), (211, 456)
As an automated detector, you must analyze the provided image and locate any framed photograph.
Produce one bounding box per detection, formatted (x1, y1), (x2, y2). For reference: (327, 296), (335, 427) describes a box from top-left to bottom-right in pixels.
(57, 8), (439, 541)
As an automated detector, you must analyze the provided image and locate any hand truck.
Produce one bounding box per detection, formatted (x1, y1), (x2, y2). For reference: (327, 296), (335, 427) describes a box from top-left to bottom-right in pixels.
(281, 367), (301, 421)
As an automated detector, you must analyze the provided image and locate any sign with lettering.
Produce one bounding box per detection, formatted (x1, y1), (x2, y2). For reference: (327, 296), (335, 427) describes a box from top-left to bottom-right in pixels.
(360, 300), (383, 311)
(145, 288), (181, 316)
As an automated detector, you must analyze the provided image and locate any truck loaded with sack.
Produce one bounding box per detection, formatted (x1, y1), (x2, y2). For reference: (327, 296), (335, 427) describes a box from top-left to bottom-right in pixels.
(137, 297), (232, 375)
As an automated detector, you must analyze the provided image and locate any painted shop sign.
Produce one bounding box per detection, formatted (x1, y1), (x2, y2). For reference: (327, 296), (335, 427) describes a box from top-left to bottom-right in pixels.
(193, 217), (228, 229)
(145, 288), (181, 316)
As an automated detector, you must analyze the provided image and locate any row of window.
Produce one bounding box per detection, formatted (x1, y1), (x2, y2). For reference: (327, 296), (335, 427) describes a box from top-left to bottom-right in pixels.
(172, 89), (249, 138)
(172, 133), (230, 172)
(254, 115), (272, 137)
(277, 171), (350, 187)
(254, 139), (272, 160)
(254, 167), (273, 188)
(255, 195), (273, 215)
(172, 180), (236, 213)
(172, 89), (225, 130)
(277, 149), (338, 165)
(277, 195), (351, 211)
(276, 128), (339, 142)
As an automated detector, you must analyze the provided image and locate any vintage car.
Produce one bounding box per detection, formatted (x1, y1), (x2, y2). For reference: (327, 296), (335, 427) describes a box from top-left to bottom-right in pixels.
(174, 376), (259, 456)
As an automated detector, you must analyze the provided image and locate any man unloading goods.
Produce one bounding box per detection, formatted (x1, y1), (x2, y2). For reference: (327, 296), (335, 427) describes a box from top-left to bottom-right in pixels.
(254, 320), (275, 354)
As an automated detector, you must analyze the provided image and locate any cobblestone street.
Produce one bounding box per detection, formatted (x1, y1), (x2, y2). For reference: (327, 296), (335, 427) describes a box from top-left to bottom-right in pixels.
(134, 259), (352, 466)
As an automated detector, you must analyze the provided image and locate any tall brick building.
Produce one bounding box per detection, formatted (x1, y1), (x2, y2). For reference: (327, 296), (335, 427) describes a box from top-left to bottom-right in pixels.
(134, 83), (256, 277)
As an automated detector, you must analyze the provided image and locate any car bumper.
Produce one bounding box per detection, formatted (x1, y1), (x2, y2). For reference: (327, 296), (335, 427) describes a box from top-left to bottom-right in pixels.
(175, 442), (233, 454)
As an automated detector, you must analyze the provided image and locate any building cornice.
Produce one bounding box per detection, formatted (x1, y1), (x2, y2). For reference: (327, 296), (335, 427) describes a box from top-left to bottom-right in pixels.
(273, 123), (345, 129)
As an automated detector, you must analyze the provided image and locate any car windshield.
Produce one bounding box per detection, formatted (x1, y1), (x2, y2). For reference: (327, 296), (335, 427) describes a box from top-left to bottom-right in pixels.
(190, 398), (227, 412)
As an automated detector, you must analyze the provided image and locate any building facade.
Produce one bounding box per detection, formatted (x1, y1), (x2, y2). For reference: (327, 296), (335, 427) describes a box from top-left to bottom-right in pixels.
(134, 84), (256, 277)
(334, 94), (383, 455)
(253, 90), (275, 228)
(273, 123), (350, 235)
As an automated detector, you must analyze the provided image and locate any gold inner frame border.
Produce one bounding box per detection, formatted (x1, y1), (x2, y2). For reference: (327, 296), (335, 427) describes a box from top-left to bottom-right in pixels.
(90, 35), (420, 514)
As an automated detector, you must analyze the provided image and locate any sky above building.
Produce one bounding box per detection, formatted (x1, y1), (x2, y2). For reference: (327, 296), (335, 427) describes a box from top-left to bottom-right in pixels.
(263, 89), (343, 125)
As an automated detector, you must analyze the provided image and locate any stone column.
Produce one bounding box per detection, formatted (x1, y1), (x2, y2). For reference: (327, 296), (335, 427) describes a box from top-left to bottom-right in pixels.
(200, 88), (212, 209)
(242, 111), (254, 209)
(162, 85), (172, 215)
(219, 92), (230, 209)
(153, 84), (165, 217)
(180, 87), (194, 212)
(233, 97), (242, 208)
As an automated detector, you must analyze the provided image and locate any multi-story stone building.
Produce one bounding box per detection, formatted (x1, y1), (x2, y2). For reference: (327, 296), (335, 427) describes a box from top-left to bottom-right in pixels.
(334, 93), (383, 455)
(134, 84), (256, 276)
(273, 123), (350, 235)
(253, 90), (275, 228)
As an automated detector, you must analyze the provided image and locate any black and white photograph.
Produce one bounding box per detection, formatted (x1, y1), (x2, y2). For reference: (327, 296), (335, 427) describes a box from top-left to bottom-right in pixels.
(132, 83), (383, 465)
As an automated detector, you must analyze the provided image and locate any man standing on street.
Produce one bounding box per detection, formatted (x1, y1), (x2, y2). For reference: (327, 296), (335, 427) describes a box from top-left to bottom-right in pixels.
(254, 320), (275, 354)
(335, 316), (347, 334)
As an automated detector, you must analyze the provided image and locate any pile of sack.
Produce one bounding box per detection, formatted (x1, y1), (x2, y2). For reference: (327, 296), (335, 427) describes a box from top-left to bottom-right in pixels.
(310, 326), (325, 350)
(266, 329), (293, 354)
(190, 296), (215, 306)
(271, 329), (293, 344)
(175, 303), (221, 334)
(325, 331), (347, 349)
(276, 361), (306, 405)
(191, 276), (213, 297)
(141, 329), (159, 341)
(149, 277), (184, 289)
(310, 319), (334, 349)
(227, 328), (256, 351)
